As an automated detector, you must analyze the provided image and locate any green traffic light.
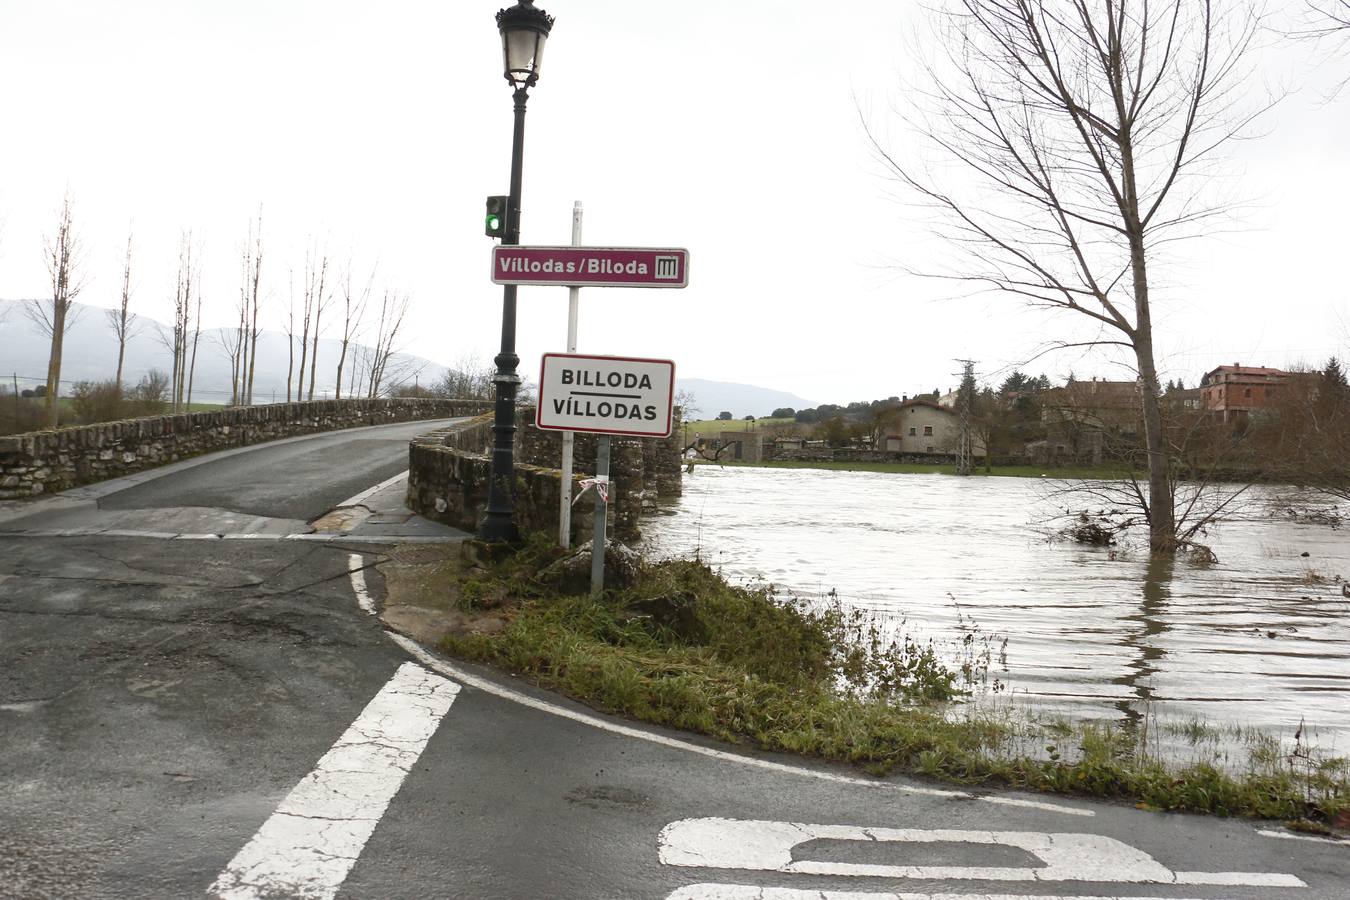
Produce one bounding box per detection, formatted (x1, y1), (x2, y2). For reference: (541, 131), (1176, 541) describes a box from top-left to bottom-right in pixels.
(485, 194), (508, 238)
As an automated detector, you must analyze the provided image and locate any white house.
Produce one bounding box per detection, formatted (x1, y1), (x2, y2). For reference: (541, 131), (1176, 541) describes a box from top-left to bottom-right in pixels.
(880, 399), (985, 456)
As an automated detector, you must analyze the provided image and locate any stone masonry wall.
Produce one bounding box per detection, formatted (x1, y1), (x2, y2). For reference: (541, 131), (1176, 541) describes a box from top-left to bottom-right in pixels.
(406, 407), (683, 543)
(0, 398), (492, 500)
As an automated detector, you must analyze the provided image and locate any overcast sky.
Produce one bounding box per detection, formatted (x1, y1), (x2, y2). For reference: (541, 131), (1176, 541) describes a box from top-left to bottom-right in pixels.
(0, 1), (1346, 406)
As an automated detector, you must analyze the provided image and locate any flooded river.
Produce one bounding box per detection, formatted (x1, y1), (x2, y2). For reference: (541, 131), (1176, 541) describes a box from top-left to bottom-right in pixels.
(641, 466), (1350, 745)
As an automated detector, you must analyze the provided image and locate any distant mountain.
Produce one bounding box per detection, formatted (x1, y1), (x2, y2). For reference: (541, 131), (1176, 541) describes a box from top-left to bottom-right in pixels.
(0, 298), (447, 402)
(675, 377), (814, 420)
(1, 300), (814, 416)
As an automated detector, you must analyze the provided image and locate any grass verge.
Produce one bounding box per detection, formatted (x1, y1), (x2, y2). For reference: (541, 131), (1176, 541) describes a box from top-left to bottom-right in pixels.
(437, 536), (1349, 829)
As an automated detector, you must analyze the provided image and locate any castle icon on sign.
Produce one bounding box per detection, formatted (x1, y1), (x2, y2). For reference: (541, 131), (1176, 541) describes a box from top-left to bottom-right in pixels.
(654, 256), (679, 280)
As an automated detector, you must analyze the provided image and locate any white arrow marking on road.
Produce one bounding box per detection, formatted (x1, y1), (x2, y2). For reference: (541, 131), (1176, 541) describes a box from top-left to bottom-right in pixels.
(657, 818), (1304, 888)
(209, 662), (459, 900)
(667, 888), (1246, 900)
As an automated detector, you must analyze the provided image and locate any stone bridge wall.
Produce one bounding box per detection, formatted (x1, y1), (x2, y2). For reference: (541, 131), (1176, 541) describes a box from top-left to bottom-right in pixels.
(406, 407), (682, 543)
(0, 398), (492, 500)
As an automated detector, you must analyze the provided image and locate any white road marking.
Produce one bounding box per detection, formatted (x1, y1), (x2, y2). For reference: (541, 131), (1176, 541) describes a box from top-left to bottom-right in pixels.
(349, 554), (375, 615)
(666, 888), (1242, 900)
(385, 633), (1091, 817)
(208, 662), (459, 900)
(337, 470), (409, 508)
(1257, 827), (1348, 846)
(657, 818), (1305, 888)
(0, 530), (457, 543)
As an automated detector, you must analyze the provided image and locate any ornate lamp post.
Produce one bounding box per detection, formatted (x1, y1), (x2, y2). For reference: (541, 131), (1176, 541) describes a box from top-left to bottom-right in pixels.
(479, 0), (555, 542)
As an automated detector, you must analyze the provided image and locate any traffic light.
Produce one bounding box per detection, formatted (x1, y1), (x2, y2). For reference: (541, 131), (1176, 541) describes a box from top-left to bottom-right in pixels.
(485, 195), (508, 239)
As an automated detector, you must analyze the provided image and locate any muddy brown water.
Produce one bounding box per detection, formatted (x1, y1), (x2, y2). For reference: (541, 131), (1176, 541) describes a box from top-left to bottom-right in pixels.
(641, 466), (1350, 746)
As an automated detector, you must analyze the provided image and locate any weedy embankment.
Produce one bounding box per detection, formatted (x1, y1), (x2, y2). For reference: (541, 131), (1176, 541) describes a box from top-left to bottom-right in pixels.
(431, 536), (1349, 830)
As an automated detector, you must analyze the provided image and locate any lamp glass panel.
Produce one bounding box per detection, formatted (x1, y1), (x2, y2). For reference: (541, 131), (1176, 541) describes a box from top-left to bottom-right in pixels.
(502, 29), (542, 79)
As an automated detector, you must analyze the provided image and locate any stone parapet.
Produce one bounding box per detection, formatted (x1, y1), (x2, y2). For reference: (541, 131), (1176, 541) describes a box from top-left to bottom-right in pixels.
(0, 398), (492, 500)
(405, 406), (682, 543)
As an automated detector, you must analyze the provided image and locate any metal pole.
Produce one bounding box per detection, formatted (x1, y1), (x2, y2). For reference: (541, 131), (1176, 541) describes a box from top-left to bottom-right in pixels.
(559, 201), (583, 548)
(590, 435), (610, 597)
(480, 86), (531, 542)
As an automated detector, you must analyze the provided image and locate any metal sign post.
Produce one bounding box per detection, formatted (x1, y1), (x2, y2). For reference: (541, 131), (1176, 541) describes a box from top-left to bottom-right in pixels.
(590, 436), (610, 597)
(536, 353), (676, 597)
(559, 202), (583, 549)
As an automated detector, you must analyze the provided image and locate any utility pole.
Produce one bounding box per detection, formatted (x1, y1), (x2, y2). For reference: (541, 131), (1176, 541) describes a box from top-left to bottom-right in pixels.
(955, 359), (976, 476)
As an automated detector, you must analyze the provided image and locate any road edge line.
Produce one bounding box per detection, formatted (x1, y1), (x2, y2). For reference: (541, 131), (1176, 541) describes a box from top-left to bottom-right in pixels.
(382, 630), (1092, 818)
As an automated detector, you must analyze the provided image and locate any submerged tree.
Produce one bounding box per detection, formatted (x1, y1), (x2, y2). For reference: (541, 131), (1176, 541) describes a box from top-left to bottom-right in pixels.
(874, 0), (1266, 552)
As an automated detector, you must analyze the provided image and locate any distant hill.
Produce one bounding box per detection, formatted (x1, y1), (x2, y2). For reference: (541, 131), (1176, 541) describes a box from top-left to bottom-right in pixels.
(675, 377), (814, 420)
(1, 300), (814, 416)
(0, 298), (447, 402)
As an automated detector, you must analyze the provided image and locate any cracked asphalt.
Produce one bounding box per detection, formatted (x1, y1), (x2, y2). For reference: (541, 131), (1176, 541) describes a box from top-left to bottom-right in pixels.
(1, 421), (1347, 899)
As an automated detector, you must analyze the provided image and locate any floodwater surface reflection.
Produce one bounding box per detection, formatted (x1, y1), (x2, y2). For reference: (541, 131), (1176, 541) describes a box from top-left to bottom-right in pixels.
(641, 466), (1350, 744)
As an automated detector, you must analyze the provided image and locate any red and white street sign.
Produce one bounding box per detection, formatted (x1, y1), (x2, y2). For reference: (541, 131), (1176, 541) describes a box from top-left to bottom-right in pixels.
(537, 353), (676, 437)
(492, 246), (689, 288)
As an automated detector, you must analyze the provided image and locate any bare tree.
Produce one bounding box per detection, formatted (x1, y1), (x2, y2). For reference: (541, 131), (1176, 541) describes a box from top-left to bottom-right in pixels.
(364, 288), (411, 398)
(347, 342), (367, 399)
(158, 232), (197, 413)
(1257, 361), (1350, 504)
(1307, 0), (1350, 32)
(186, 288), (203, 408)
(334, 259), (374, 400)
(1288, 1), (1350, 95)
(308, 245), (332, 400)
(284, 271), (297, 402)
(104, 229), (139, 392)
(873, 0), (1265, 553)
(218, 307), (245, 406)
(437, 352), (494, 399)
(226, 217), (265, 406)
(25, 193), (86, 427)
(674, 388), (701, 423)
(243, 214), (264, 405)
(296, 242), (330, 401)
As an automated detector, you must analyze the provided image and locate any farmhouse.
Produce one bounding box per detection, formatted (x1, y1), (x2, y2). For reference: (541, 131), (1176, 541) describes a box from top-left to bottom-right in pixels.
(879, 399), (985, 457)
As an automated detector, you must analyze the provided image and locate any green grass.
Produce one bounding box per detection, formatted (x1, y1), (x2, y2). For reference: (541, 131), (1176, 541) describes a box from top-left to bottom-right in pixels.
(440, 537), (1350, 826)
(708, 458), (1134, 479)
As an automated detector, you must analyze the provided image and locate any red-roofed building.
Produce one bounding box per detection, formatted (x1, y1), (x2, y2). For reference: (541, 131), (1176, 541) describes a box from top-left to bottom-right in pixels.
(1199, 364), (1289, 424)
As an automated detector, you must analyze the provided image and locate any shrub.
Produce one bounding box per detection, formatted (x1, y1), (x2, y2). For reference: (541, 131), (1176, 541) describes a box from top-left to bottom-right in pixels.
(70, 380), (127, 424)
(127, 370), (169, 416)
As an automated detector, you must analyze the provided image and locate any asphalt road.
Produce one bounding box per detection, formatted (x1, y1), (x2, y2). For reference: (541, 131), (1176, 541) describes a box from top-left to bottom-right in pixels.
(1, 419), (1346, 899)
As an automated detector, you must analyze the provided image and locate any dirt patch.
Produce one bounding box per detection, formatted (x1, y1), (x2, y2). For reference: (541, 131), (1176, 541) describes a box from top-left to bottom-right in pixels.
(377, 543), (508, 645)
(309, 505), (370, 533)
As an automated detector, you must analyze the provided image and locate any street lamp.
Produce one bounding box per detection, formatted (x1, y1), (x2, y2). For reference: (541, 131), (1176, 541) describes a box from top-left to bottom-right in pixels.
(479, 0), (555, 543)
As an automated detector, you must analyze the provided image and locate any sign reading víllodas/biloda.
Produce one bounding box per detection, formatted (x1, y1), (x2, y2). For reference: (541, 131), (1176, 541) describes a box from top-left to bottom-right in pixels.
(492, 246), (689, 288)
(537, 353), (675, 438)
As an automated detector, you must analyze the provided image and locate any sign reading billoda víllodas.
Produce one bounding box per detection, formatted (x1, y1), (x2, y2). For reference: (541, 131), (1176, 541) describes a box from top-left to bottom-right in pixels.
(537, 354), (675, 438)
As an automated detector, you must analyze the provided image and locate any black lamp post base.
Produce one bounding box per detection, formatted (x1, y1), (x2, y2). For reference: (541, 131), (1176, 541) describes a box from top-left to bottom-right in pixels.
(478, 348), (522, 543)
